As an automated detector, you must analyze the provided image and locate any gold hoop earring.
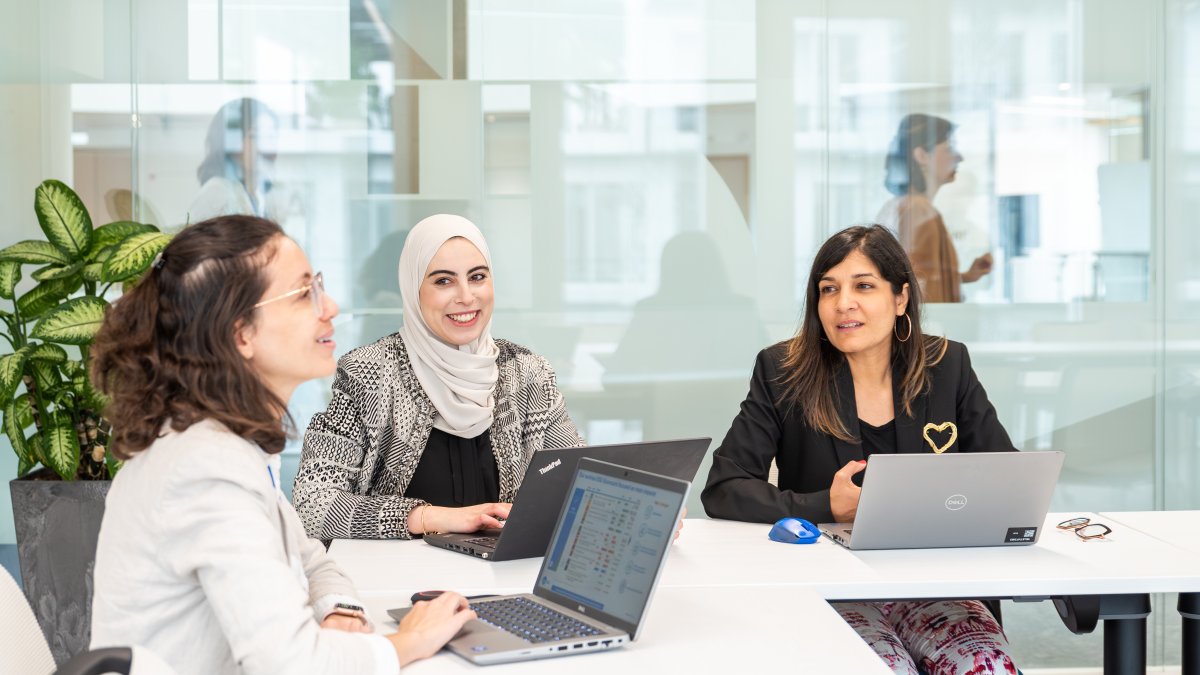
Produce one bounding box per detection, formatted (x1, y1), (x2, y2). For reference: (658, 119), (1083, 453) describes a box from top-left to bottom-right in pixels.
(894, 314), (912, 343)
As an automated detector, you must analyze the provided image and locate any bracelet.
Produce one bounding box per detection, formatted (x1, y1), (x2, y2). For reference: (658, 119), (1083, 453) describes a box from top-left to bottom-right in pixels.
(329, 602), (367, 625)
(416, 504), (427, 535)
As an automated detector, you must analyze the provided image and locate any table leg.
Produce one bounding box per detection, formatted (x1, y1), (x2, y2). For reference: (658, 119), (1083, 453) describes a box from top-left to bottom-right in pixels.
(1103, 618), (1146, 675)
(1180, 593), (1200, 675)
(1100, 594), (1151, 675)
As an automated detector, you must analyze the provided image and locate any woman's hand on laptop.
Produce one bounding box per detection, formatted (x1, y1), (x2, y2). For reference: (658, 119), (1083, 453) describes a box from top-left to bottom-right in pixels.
(389, 591), (477, 666)
(830, 460), (866, 522)
(408, 503), (513, 535)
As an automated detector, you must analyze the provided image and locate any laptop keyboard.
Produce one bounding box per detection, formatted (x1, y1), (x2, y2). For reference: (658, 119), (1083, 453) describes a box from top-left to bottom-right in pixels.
(462, 535), (498, 549)
(471, 597), (603, 643)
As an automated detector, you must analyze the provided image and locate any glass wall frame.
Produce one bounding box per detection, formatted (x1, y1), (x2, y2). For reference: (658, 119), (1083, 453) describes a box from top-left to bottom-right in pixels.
(2, 0), (1198, 668)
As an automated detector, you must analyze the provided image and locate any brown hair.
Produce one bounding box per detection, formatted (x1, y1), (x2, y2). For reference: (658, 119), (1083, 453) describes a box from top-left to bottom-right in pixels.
(776, 225), (947, 442)
(90, 215), (291, 458)
(883, 113), (956, 197)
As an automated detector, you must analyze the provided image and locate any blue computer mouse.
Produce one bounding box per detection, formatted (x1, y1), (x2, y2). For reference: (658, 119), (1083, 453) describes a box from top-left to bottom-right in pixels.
(768, 517), (821, 544)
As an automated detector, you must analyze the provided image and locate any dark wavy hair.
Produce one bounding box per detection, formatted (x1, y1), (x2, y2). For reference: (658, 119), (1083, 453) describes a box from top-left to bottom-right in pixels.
(776, 225), (946, 442)
(90, 215), (290, 458)
(883, 113), (956, 197)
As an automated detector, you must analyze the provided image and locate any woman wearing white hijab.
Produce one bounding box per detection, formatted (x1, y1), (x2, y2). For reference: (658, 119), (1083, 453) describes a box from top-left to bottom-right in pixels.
(293, 215), (584, 539)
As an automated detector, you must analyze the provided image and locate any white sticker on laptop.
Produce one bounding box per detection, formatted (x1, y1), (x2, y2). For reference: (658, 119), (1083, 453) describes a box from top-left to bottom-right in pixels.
(1005, 527), (1038, 543)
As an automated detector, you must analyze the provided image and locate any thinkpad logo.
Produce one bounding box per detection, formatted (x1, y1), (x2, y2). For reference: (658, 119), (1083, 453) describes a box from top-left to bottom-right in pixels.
(945, 494), (967, 511)
(538, 458), (562, 475)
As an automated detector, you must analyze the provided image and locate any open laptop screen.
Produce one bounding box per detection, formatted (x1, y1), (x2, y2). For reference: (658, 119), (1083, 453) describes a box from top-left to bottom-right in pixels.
(533, 459), (687, 638)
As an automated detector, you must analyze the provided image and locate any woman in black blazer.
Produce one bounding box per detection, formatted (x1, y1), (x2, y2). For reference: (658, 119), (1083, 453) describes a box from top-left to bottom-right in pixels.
(702, 225), (1017, 674)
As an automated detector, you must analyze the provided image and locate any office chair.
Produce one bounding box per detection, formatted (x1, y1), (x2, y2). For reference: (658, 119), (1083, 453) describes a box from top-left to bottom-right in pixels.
(1, 564), (176, 675)
(0, 564), (56, 675)
(54, 646), (176, 675)
(104, 188), (163, 227)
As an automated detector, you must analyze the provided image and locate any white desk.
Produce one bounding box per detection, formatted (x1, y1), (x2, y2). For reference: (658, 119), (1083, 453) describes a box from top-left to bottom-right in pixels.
(660, 514), (1200, 599)
(673, 513), (1200, 675)
(331, 514), (1200, 598)
(1098, 510), (1200, 552)
(330, 513), (1200, 674)
(358, 586), (891, 673)
(1101, 510), (1200, 675)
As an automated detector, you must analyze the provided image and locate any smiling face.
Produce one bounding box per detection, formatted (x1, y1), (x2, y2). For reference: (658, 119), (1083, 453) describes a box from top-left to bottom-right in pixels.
(817, 248), (909, 362)
(418, 237), (494, 346)
(236, 236), (339, 402)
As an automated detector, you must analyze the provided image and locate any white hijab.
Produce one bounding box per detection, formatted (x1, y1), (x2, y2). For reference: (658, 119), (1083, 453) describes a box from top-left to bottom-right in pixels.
(398, 215), (500, 438)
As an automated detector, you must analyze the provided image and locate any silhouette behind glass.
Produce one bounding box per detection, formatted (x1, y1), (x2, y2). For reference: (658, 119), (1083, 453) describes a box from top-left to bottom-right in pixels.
(603, 231), (766, 386)
(189, 98), (281, 223)
(876, 114), (992, 303)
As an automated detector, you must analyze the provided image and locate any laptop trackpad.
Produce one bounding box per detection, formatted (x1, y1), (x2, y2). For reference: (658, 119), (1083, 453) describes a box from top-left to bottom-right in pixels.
(450, 620), (530, 652)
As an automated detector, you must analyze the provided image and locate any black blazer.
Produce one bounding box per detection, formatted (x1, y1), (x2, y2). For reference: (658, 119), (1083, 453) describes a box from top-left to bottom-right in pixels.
(701, 338), (1016, 524)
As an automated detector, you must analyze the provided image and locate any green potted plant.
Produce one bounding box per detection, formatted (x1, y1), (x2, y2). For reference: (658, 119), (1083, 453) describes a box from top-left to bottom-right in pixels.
(0, 179), (169, 663)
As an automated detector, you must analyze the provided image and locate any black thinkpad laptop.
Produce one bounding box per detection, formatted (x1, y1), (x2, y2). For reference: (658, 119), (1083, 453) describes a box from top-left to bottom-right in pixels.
(422, 437), (709, 561)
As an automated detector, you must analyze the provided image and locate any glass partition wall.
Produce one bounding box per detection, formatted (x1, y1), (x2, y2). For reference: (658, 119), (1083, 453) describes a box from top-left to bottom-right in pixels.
(2, 0), (1198, 668)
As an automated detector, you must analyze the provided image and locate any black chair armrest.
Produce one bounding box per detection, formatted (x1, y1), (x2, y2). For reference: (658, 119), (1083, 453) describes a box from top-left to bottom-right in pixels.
(55, 646), (133, 675)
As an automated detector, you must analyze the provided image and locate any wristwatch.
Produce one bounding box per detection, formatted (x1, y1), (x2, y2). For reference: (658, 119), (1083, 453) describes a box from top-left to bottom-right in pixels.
(329, 602), (367, 624)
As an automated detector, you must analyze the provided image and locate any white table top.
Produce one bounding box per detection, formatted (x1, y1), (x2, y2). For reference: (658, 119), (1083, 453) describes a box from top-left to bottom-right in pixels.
(1100, 510), (1200, 554)
(359, 586), (892, 673)
(690, 512), (1200, 599)
(329, 512), (1200, 600)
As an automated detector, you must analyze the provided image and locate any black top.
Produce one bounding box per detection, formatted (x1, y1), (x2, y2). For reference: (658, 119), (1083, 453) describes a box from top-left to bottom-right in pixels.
(858, 418), (897, 459)
(701, 338), (1016, 525)
(405, 428), (500, 507)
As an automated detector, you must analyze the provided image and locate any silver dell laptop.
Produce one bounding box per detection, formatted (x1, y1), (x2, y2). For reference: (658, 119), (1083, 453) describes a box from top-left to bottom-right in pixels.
(819, 451), (1064, 550)
(423, 438), (708, 561)
(393, 458), (689, 665)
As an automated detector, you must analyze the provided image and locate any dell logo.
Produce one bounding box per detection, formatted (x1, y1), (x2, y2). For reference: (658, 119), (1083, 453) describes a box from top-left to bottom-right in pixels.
(538, 458), (562, 475)
(945, 494), (967, 511)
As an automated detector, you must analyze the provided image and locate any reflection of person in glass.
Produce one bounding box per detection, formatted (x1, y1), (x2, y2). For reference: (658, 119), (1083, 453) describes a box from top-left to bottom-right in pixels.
(702, 225), (1017, 672)
(602, 230), (766, 385)
(356, 228), (410, 346)
(877, 114), (992, 303)
(189, 98), (281, 222)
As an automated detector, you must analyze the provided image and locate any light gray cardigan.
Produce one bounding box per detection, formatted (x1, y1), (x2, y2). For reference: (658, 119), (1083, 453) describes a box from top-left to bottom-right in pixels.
(91, 419), (394, 675)
(294, 334), (583, 540)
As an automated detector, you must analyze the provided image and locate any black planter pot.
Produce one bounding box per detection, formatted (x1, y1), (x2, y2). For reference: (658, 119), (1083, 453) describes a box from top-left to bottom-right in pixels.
(10, 477), (110, 665)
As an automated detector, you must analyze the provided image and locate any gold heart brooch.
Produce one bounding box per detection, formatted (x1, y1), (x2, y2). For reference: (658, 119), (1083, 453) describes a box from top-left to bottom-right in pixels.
(922, 422), (958, 454)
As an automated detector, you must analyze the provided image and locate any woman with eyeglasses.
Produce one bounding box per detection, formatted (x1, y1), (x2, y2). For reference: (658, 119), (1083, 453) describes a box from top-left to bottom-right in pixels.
(292, 214), (583, 541)
(90, 215), (475, 674)
(701, 225), (1018, 674)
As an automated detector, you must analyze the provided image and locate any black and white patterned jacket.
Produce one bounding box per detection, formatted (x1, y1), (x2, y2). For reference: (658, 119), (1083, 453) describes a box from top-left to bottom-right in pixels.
(293, 333), (584, 540)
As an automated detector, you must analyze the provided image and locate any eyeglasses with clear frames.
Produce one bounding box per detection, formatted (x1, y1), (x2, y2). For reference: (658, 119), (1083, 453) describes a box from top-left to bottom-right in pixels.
(253, 272), (325, 317)
(1056, 517), (1112, 541)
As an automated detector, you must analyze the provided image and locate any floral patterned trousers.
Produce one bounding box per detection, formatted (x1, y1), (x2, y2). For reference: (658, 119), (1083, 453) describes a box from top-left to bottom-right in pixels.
(835, 600), (1018, 675)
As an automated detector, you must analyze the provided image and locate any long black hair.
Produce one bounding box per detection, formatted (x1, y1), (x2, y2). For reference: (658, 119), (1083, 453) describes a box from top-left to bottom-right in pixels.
(776, 225), (946, 441)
